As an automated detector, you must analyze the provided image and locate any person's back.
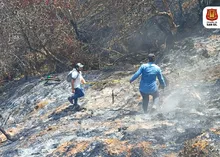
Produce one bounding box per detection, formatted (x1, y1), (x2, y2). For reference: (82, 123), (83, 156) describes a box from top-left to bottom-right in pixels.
(139, 63), (164, 94)
(130, 53), (166, 113)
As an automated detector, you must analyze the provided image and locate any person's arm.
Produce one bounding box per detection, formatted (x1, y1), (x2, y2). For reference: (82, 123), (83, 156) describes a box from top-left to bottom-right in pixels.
(71, 79), (75, 93)
(157, 68), (166, 88)
(130, 65), (142, 83)
(81, 76), (86, 84)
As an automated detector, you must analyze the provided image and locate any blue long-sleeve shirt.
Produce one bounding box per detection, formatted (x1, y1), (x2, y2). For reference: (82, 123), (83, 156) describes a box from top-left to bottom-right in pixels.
(130, 62), (166, 94)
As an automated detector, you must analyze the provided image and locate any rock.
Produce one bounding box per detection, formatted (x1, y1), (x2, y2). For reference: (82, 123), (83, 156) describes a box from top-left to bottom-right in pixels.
(198, 48), (210, 58)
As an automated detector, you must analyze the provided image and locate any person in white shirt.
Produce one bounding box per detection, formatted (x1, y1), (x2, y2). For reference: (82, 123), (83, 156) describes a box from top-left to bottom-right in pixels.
(68, 63), (86, 109)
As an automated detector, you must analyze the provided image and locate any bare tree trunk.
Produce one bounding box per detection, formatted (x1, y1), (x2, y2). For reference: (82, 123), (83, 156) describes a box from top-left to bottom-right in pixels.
(198, 0), (203, 9)
(197, 0), (205, 22)
(154, 18), (173, 49)
(178, 0), (185, 29)
(161, 0), (178, 35)
(151, 0), (178, 48)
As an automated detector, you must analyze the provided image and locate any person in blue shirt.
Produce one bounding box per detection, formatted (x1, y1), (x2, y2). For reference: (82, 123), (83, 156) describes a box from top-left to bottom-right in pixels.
(130, 53), (166, 113)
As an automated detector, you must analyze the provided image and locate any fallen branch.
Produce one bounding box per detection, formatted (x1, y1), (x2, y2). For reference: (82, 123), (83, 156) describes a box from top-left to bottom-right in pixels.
(112, 89), (115, 104)
(101, 48), (124, 56)
(0, 126), (16, 142)
(0, 109), (20, 142)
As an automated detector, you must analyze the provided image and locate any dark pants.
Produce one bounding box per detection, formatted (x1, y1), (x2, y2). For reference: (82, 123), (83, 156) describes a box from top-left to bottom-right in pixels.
(70, 88), (85, 105)
(140, 91), (159, 113)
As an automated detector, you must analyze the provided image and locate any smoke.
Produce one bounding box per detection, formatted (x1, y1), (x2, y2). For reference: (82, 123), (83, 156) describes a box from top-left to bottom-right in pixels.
(156, 85), (204, 116)
(159, 91), (181, 113)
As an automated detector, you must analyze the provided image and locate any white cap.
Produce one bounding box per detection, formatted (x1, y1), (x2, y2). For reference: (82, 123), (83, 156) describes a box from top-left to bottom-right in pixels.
(76, 63), (84, 68)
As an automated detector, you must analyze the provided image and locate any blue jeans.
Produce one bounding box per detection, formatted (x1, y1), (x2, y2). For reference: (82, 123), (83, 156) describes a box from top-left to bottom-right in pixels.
(140, 91), (159, 113)
(69, 88), (85, 105)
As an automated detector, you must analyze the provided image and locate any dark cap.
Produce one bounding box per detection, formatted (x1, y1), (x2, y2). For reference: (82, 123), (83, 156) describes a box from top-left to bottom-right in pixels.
(148, 53), (155, 62)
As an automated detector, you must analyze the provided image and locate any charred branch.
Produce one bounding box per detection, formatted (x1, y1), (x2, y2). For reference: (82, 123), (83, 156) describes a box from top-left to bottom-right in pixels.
(69, 20), (91, 43)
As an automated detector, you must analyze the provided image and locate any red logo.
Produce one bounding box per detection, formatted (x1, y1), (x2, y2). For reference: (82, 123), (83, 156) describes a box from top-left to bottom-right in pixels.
(206, 9), (218, 21)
